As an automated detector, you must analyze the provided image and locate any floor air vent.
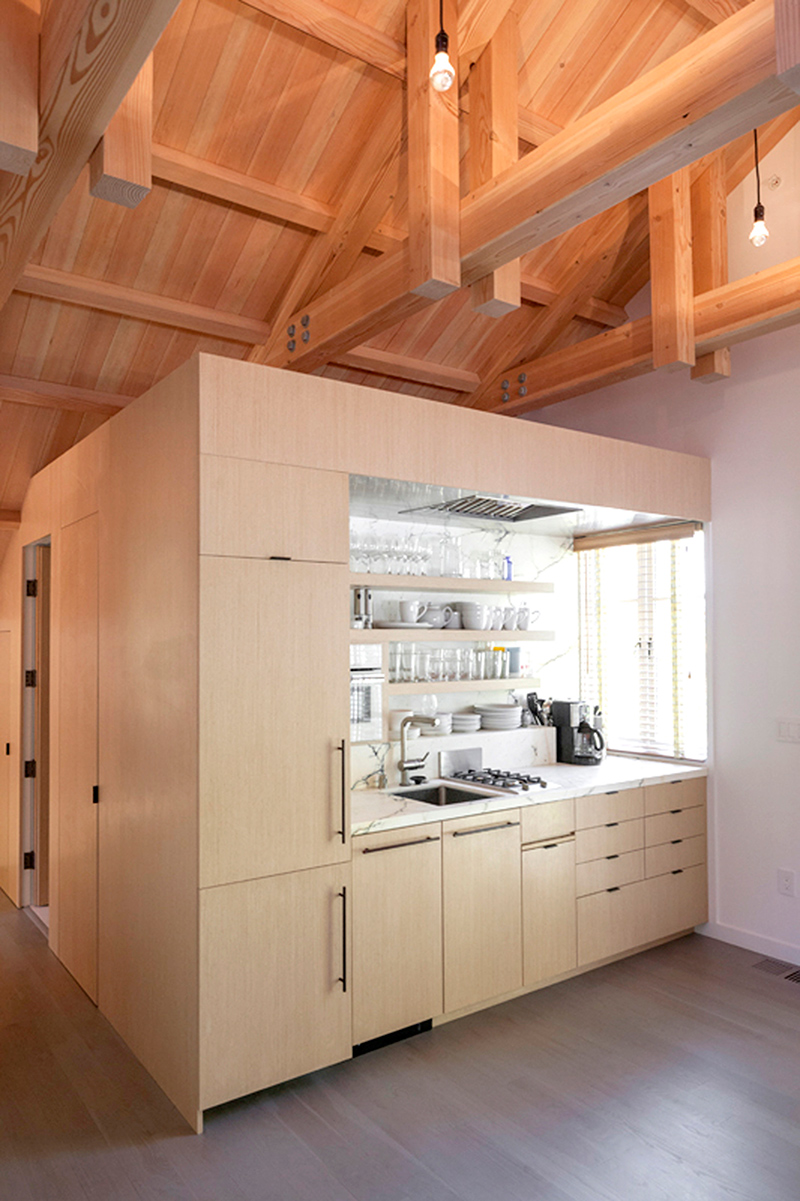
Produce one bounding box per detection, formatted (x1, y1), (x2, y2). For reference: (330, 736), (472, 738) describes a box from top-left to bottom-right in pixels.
(784, 970), (800, 985)
(752, 957), (799, 975)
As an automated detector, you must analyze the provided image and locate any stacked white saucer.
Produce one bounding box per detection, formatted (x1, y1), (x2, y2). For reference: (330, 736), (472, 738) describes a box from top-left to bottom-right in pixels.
(474, 703), (523, 730)
(451, 712), (482, 733)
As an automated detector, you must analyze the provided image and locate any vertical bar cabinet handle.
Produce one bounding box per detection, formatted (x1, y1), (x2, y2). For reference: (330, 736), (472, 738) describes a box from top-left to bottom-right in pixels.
(337, 738), (346, 843)
(338, 886), (347, 992)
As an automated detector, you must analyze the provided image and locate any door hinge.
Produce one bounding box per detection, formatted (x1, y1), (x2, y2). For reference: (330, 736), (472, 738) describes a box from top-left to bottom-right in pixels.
(24, 759), (36, 778)
(25, 669), (37, 688)
(26, 579), (38, 598)
(23, 851), (35, 870)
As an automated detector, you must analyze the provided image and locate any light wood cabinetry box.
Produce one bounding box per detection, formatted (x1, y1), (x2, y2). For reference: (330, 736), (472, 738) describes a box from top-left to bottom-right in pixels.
(443, 809), (523, 1012)
(352, 825), (443, 1044)
(0, 354), (710, 1131)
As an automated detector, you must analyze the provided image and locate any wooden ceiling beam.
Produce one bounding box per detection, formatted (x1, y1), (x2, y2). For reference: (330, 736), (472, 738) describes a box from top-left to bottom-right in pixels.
(459, 95), (564, 149)
(0, 373), (130, 415)
(484, 254), (800, 415)
(331, 347), (479, 392)
(0, 0), (38, 176)
(0, 510), (22, 530)
(0, 0), (183, 314)
(89, 56), (153, 209)
(649, 169), (695, 369)
(685, 0), (751, 24)
(151, 144), (404, 252)
(691, 151), (731, 380)
(407, 0), (460, 299)
(520, 275), (628, 328)
(15, 264), (271, 343)
(240, 0), (406, 80)
(469, 12), (521, 318)
(460, 0), (800, 286)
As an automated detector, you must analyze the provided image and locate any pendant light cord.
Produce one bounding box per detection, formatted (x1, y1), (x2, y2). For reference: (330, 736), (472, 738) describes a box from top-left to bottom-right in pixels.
(439, 0), (444, 36)
(754, 128), (762, 207)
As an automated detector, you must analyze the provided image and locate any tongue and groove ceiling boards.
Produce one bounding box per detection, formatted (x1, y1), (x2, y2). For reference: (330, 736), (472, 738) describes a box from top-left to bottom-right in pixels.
(1, 0), (800, 562)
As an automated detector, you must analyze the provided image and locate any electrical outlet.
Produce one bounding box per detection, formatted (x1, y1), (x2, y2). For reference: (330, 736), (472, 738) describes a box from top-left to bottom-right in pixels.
(777, 869), (795, 897)
(776, 719), (800, 743)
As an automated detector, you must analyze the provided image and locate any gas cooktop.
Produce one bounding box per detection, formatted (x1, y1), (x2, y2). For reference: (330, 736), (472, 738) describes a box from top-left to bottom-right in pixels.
(446, 768), (550, 792)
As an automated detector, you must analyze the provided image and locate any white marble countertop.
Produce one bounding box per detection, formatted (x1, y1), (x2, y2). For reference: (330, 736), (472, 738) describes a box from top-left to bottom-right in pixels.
(351, 755), (707, 836)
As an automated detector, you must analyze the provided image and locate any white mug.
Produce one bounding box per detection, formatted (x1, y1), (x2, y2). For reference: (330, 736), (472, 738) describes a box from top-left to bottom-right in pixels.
(400, 599), (428, 623)
(425, 604), (454, 629)
(445, 611), (462, 629)
(503, 606), (517, 630)
(516, 607), (540, 630)
(491, 605), (504, 630)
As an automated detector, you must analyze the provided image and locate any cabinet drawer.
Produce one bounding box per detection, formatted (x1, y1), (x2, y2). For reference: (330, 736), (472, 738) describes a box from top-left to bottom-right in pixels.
(645, 834), (706, 878)
(575, 849), (644, 897)
(575, 818), (644, 863)
(645, 805), (705, 847)
(575, 788), (644, 830)
(644, 776), (706, 816)
(522, 838), (576, 986)
(521, 798), (575, 844)
(577, 863), (707, 966)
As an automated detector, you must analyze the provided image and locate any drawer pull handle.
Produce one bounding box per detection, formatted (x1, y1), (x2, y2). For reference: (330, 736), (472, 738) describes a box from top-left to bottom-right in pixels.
(362, 836), (440, 854)
(543, 843), (559, 849)
(671, 869), (683, 875)
(453, 821), (520, 838)
(606, 821), (619, 827)
(336, 740), (347, 844)
(338, 887), (347, 992)
(607, 886), (621, 892)
(606, 790), (619, 795)
(606, 854), (619, 860)
(671, 839), (683, 845)
(670, 808), (683, 815)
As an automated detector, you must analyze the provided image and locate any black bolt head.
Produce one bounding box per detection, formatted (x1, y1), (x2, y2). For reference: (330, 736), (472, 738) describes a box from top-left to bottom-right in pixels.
(287, 339), (296, 352)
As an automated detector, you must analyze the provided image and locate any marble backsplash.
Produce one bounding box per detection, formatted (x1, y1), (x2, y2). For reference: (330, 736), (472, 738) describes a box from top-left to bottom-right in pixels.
(351, 726), (557, 790)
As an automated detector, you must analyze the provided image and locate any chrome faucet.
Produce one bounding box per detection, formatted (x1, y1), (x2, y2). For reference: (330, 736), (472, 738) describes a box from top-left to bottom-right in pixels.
(398, 714), (438, 785)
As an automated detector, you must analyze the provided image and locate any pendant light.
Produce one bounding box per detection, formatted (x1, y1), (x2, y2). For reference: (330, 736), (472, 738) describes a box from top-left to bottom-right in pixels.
(429, 0), (455, 92)
(749, 128), (769, 248)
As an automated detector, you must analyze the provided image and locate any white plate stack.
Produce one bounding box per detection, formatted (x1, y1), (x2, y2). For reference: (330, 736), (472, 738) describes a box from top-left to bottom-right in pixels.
(474, 703), (523, 731)
(451, 712), (482, 734)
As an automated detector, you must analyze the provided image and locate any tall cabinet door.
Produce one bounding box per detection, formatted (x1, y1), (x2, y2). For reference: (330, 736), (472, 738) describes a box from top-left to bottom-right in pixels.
(200, 558), (350, 887)
(200, 862), (351, 1110)
(58, 514), (99, 1001)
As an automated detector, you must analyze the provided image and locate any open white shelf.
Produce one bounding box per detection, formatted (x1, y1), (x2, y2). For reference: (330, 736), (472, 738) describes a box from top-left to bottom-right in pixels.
(350, 627), (555, 643)
(350, 573), (553, 593)
(386, 677), (541, 695)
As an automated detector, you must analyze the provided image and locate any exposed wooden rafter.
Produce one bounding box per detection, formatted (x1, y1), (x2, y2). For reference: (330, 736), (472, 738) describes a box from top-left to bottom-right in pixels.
(240, 0), (406, 80)
(89, 56), (153, 209)
(0, 0), (38, 176)
(458, 0), (517, 78)
(330, 347), (480, 392)
(263, 0), (800, 376)
(407, 0), (460, 299)
(151, 145), (405, 253)
(483, 255), (800, 415)
(468, 12), (521, 317)
(0, 510), (22, 530)
(691, 151), (731, 380)
(0, 374), (130, 415)
(0, 0), (183, 313)
(460, 0), (800, 285)
(649, 170), (695, 369)
(15, 265), (271, 343)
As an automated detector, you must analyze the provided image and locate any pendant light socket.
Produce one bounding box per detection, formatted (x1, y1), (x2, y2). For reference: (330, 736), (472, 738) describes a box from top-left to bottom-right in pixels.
(430, 29), (455, 91)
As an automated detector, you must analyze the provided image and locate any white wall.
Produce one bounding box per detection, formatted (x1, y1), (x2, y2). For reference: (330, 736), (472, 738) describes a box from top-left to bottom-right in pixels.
(530, 129), (800, 960)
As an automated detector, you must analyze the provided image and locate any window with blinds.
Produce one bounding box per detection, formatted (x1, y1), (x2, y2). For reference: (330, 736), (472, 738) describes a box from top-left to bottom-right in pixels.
(577, 529), (707, 761)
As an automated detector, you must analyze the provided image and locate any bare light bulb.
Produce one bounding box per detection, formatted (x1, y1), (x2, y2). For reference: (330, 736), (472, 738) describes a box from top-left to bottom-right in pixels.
(749, 202), (769, 248)
(430, 29), (454, 92)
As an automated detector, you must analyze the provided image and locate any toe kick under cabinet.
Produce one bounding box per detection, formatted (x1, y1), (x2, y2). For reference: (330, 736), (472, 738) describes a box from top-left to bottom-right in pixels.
(576, 778), (707, 966)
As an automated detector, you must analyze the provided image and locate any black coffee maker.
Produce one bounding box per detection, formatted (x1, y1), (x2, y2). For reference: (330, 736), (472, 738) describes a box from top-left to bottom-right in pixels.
(551, 700), (605, 765)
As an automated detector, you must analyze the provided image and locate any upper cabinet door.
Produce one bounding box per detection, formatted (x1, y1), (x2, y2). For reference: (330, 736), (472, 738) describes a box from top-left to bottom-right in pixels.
(199, 558), (350, 888)
(200, 459), (349, 563)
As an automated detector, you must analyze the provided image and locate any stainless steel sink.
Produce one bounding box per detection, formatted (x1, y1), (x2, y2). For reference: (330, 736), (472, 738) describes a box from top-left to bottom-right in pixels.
(388, 780), (498, 806)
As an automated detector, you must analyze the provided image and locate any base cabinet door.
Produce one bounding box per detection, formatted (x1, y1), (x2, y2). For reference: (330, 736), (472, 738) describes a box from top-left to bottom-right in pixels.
(523, 838), (577, 987)
(443, 811), (522, 1013)
(352, 826), (443, 1045)
(200, 863), (351, 1112)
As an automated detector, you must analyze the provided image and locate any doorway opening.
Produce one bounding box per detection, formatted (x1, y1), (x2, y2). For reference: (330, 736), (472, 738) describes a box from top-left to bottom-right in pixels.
(21, 539), (51, 927)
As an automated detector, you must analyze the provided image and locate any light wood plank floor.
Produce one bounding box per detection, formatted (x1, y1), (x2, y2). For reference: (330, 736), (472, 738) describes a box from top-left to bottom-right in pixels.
(2, 890), (800, 1200)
